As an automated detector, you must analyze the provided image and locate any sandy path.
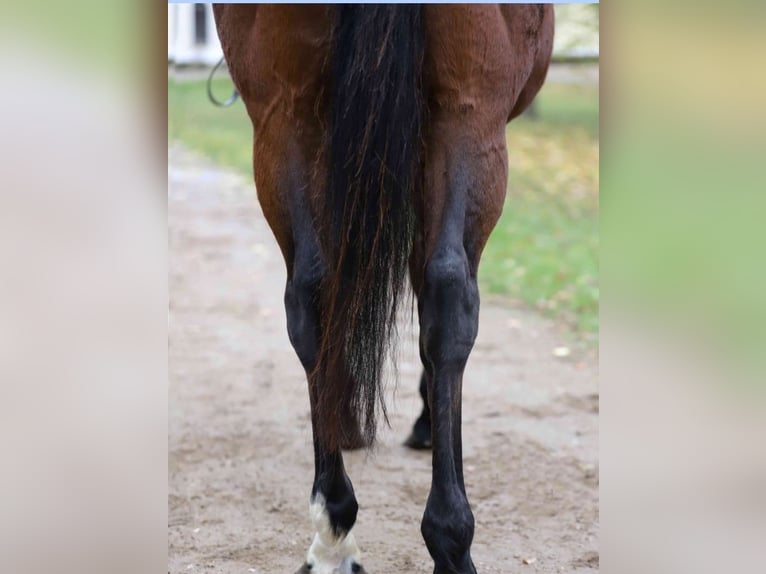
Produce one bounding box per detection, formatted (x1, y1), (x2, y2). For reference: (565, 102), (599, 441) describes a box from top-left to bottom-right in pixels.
(168, 145), (598, 574)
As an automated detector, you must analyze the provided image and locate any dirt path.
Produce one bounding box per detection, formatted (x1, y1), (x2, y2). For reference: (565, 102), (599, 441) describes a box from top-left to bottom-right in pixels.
(168, 145), (599, 574)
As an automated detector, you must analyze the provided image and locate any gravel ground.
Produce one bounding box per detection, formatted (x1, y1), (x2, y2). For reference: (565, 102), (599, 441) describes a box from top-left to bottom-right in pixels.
(168, 145), (599, 574)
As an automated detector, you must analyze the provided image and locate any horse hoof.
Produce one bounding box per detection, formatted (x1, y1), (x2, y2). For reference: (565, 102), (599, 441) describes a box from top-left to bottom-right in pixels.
(294, 562), (368, 574)
(404, 429), (432, 450)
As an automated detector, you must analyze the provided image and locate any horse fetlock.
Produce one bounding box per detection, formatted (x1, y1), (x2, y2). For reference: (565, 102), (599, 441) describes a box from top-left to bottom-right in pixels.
(307, 494), (363, 574)
(422, 494), (476, 573)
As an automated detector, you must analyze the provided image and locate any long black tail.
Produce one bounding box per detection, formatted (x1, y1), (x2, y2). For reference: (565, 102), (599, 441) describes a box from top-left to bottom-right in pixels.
(316, 5), (424, 450)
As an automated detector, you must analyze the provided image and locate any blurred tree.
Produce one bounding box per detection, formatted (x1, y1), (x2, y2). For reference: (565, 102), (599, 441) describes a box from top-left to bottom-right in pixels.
(553, 4), (599, 60)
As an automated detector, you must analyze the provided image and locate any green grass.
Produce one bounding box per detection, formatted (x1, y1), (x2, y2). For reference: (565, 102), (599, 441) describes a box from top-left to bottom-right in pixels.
(482, 82), (599, 343)
(169, 78), (254, 175)
(169, 78), (599, 343)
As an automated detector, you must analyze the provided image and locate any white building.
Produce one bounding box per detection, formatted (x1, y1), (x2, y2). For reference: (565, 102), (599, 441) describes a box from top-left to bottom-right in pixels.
(167, 4), (222, 66)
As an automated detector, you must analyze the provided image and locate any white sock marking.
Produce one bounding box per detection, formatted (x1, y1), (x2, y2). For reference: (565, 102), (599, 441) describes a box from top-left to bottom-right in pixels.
(305, 493), (362, 574)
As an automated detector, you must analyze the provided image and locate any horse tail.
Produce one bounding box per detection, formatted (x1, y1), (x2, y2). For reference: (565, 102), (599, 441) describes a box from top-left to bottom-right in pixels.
(316, 5), (425, 450)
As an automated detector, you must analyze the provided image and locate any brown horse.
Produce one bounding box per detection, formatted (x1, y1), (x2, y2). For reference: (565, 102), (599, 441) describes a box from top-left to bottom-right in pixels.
(213, 5), (553, 573)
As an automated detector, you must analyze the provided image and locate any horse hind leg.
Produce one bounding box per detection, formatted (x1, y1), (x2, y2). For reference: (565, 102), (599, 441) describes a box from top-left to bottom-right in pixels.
(419, 241), (480, 574)
(298, 453), (364, 574)
(285, 237), (367, 574)
(279, 170), (367, 574)
(418, 131), (506, 574)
